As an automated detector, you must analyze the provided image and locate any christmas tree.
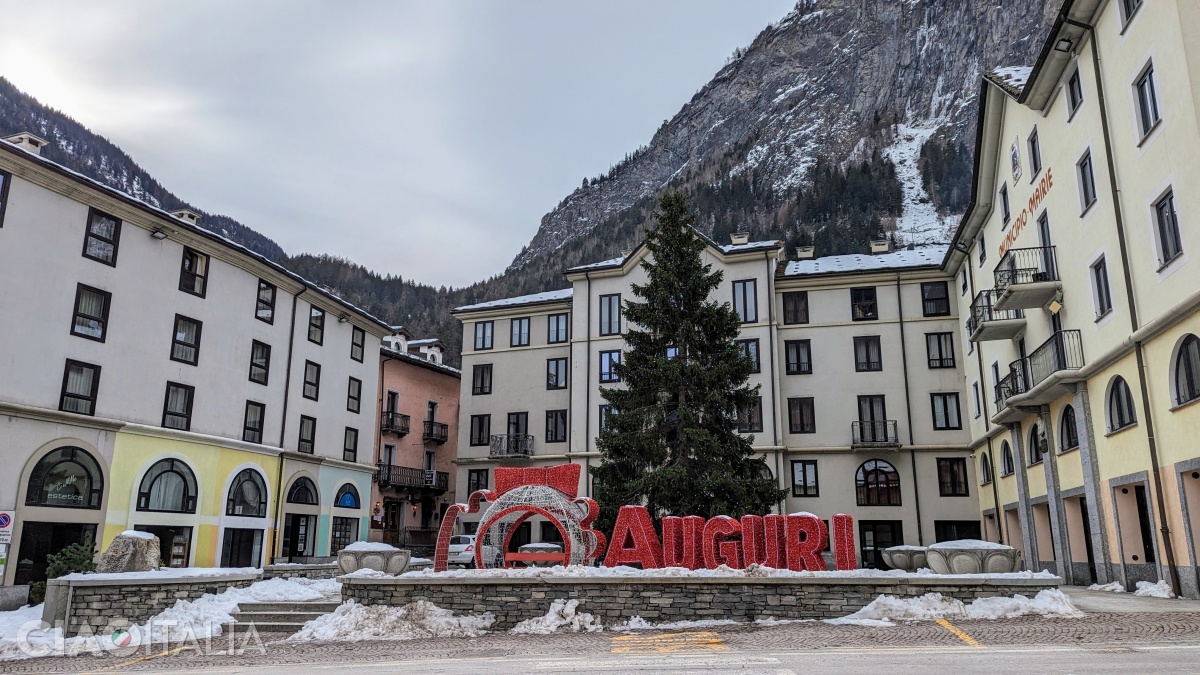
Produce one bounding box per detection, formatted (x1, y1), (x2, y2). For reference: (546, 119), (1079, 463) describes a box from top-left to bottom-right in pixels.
(591, 191), (786, 531)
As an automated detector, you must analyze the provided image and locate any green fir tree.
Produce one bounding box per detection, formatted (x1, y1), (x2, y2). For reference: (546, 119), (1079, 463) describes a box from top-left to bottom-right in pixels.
(590, 191), (786, 532)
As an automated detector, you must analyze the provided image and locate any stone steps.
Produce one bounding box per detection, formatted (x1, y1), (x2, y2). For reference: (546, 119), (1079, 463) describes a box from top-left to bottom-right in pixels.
(223, 600), (340, 636)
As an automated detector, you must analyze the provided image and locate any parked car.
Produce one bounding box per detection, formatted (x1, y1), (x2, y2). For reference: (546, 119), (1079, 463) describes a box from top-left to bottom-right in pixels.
(446, 535), (501, 568)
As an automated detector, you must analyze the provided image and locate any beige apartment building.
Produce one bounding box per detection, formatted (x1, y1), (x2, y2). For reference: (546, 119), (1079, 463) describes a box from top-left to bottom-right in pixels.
(948, 0), (1200, 596)
(452, 236), (980, 567)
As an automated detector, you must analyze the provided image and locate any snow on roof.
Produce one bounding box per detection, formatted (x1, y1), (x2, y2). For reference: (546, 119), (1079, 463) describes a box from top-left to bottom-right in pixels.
(406, 338), (441, 347)
(566, 240), (780, 273)
(454, 288), (573, 313)
(987, 66), (1033, 97)
(567, 256), (625, 272)
(380, 344), (461, 376)
(783, 245), (948, 276)
(720, 240), (782, 253)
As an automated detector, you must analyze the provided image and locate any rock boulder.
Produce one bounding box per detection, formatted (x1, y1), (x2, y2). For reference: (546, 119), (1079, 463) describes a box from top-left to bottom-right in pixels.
(96, 531), (161, 573)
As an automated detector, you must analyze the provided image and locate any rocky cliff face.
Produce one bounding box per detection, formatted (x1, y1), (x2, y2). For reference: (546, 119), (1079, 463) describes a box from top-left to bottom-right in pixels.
(512, 0), (1056, 269)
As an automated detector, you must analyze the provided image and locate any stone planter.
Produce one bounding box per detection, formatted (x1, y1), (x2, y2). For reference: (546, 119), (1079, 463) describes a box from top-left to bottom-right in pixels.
(925, 540), (1023, 574)
(881, 546), (927, 572)
(337, 546), (412, 576)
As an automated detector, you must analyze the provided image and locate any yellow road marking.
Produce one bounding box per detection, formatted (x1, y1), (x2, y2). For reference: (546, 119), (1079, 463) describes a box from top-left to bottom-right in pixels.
(84, 645), (194, 673)
(935, 619), (986, 649)
(611, 630), (729, 653)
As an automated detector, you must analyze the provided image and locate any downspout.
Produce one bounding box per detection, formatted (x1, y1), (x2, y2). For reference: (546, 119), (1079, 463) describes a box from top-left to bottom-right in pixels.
(766, 252), (785, 514)
(271, 288), (303, 562)
(1069, 17), (1181, 596)
(584, 272), (593, 495)
(896, 272), (923, 545)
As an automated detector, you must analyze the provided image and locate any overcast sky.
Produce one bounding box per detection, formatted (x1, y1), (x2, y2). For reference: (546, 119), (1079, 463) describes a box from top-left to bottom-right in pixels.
(0, 1), (795, 287)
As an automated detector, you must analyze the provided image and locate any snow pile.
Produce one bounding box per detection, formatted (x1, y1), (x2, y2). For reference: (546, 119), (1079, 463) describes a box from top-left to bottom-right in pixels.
(928, 539), (1012, 551)
(394, 563), (1055, 581)
(1134, 580), (1175, 599)
(58, 567), (260, 581)
(613, 616), (739, 631)
(341, 542), (398, 553)
(989, 66), (1034, 94)
(1088, 581), (1126, 593)
(290, 601), (494, 642)
(883, 123), (954, 244)
(118, 530), (157, 540)
(0, 605), (47, 660)
(827, 590), (1082, 626)
(510, 599), (602, 634)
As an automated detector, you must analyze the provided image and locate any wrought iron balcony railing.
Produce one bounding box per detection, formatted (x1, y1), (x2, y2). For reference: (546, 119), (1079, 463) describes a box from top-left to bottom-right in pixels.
(994, 246), (1059, 293)
(851, 420), (899, 447)
(380, 411), (410, 435)
(490, 434), (534, 457)
(422, 420), (449, 444)
(966, 289), (1025, 338)
(1026, 330), (1085, 389)
(376, 464), (449, 492)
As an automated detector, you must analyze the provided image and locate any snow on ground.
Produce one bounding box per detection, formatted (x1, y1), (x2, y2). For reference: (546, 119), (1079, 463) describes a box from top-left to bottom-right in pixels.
(827, 590), (1082, 627)
(614, 616), (741, 631)
(883, 123), (954, 245)
(1134, 580), (1175, 599)
(927, 539), (1012, 550)
(58, 567), (260, 582)
(290, 601), (494, 642)
(510, 599), (602, 634)
(1088, 581), (1126, 593)
(341, 542), (398, 553)
(387, 563), (1056, 581)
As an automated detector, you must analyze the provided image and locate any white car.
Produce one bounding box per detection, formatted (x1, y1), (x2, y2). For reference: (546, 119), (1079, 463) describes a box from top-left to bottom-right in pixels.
(446, 535), (501, 568)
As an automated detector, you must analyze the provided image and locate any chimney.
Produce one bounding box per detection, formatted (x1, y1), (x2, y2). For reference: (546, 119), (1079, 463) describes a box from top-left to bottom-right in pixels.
(4, 132), (49, 156)
(870, 239), (893, 254)
(620, 249), (632, 258)
(794, 246), (815, 260)
(730, 232), (750, 245)
(171, 209), (202, 225)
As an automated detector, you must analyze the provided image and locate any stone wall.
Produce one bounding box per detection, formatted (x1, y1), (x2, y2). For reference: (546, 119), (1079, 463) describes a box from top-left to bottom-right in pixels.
(341, 575), (1062, 629)
(263, 564), (340, 580)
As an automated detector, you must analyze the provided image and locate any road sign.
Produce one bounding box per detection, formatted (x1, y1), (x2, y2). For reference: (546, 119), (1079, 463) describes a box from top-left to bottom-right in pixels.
(0, 512), (15, 545)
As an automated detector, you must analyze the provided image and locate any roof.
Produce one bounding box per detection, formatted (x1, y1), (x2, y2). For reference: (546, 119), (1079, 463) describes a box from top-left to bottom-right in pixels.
(406, 338), (442, 348)
(565, 237), (781, 273)
(380, 345), (461, 378)
(0, 139), (393, 332)
(453, 288), (573, 313)
(985, 66), (1033, 98)
(782, 245), (949, 277)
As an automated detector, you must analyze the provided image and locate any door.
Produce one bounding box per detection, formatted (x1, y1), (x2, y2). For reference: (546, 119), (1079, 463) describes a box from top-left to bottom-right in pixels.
(14, 522), (96, 585)
(1017, 338), (1030, 390)
(507, 412), (529, 451)
(1080, 497), (1097, 583)
(282, 514), (314, 561)
(386, 391), (398, 414)
(506, 521), (532, 552)
(1037, 212), (1056, 279)
(221, 528), (263, 567)
(383, 501), (402, 545)
(427, 401), (438, 422)
(859, 521), (903, 570)
(857, 395), (886, 442)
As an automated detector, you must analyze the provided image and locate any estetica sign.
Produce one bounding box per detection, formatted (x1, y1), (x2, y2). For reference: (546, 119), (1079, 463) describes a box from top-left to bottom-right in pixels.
(433, 464), (858, 572)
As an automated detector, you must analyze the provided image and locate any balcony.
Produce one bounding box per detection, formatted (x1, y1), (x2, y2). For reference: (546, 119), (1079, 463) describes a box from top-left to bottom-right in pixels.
(490, 434), (534, 458)
(376, 463), (449, 493)
(422, 420), (449, 444)
(994, 246), (1062, 310)
(380, 411), (410, 436)
(967, 290), (1025, 342)
(994, 368), (1026, 413)
(851, 421), (900, 449)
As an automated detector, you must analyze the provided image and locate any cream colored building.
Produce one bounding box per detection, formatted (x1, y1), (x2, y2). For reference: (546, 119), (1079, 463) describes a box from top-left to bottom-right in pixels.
(946, 0), (1200, 596)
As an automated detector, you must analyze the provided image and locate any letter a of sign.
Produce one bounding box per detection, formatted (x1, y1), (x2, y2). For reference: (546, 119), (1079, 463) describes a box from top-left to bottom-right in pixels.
(603, 505), (664, 568)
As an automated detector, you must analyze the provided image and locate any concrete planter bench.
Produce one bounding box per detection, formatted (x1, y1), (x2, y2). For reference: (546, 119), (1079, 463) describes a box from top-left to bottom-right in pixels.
(882, 546), (927, 572)
(336, 544), (411, 576)
(926, 541), (1023, 574)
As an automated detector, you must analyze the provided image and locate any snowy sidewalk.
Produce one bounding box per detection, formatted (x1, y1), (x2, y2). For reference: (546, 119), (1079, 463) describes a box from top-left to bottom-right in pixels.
(1062, 586), (1199, 613)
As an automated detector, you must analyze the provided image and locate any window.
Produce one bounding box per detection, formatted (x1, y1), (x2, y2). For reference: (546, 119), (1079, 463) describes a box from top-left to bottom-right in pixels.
(510, 317), (531, 347)
(599, 350), (621, 383)
(0, 170), (9, 228)
(177, 247), (209, 297)
(978, 234), (987, 265)
(227, 469), (267, 517)
(255, 280), (275, 323)
(926, 333), (955, 368)
(1067, 69), (1084, 115)
(1175, 335), (1200, 406)
(287, 477), (318, 505)
(972, 382), (982, 419)
(937, 458), (969, 496)
(856, 459), (901, 506)
(326, 517), (356, 555)
(469, 414), (491, 446)
(788, 397), (815, 434)
(82, 208), (121, 266)
(249, 341), (271, 385)
(738, 397), (763, 433)
(737, 339), (760, 373)
(335, 483), (360, 509)
(467, 469), (489, 493)
(1108, 376), (1137, 432)
(136, 458), (197, 513)
(599, 405), (614, 431)
(851, 287), (878, 320)
(548, 313), (569, 343)
(921, 282), (950, 317)
(546, 409), (568, 443)
(162, 382), (195, 431)
(732, 280), (758, 323)
(1028, 128), (1042, 176)
(791, 460), (819, 497)
(1092, 256), (1113, 317)
(298, 416), (317, 453)
(547, 358), (568, 389)
(303, 361), (321, 400)
(343, 427), (359, 462)
(243, 401), (265, 443)
(666, 346), (679, 360)
(782, 291), (809, 324)
(308, 306), (325, 345)
(1028, 424), (1046, 465)
(980, 453), (993, 485)
(60, 360), (101, 415)
(71, 284), (111, 342)
(785, 340), (812, 375)
(599, 294), (622, 335)
(854, 336), (882, 372)
(960, 269), (968, 296)
(1060, 405), (1080, 451)
(350, 327), (365, 362)
(1136, 65), (1160, 136)
(170, 315), (202, 365)
(931, 393), (962, 430)
(1154, 191), (1183, 265)
(1121, 0), (1142, 22)
(472, 364), (493, 395)
(999, 184), (1011, 225)
(1078, 152), (1097, 210)
(347, 377), (361, 413)
(26, 446), (104, 509)
(1001, 441), (1015, 476)
(474, 321), (494, 350)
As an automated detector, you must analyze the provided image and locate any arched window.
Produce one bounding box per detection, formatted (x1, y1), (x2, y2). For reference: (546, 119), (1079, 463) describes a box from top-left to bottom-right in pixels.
(226, 469), (267, 517)
(980, 453), (992, 485)
(26, 446), (104, 509)
(334, 483), (360, 509)
(1028, 424), (1045, 465)
(136, 459), (197, 512)
(286, 477), (318, 505)
(1174, 335), (1200, 406)
(1001, 441), (1015, 476)
(1060, 405), (1080, 451)
(1108, 376), (1137, 432)
(855, 459), (901, 506)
